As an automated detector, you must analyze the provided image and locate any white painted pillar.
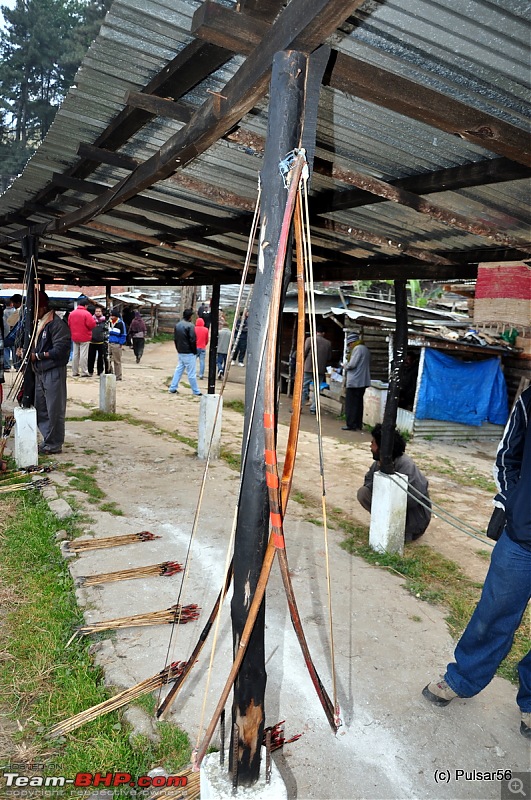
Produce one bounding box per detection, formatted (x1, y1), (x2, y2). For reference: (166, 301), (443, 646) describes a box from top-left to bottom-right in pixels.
(198, 394), (222, 460)
(14, 406), (39, 467)
(99, 373), (116, 413)
(369, 470), (408, 556)
(200, 747), (287, 800)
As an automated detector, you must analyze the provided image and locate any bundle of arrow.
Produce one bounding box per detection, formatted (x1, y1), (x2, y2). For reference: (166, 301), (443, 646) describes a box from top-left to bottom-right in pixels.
(75, 603), (200, 636)
(77, 560), (183, 587)
(48, 660), (189, 738)
(66, 530), (160, 553)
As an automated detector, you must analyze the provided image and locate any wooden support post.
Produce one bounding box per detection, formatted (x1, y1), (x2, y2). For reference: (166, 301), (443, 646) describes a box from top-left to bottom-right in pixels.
(20, 235), (37, 408)
(229, 49), (308, 786)
(380, 279), (408, 473)
(208, 283), (220, 394)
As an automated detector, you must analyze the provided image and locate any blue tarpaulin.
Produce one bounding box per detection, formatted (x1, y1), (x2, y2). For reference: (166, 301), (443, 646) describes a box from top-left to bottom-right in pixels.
(416, 349), (508, 426)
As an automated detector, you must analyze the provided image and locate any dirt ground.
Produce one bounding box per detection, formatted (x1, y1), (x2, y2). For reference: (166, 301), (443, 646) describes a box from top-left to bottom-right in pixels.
(2, 340), (529, 800)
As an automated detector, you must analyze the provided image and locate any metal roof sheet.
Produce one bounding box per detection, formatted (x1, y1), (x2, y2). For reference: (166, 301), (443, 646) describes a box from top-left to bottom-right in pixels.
(0, 0), (529, 286)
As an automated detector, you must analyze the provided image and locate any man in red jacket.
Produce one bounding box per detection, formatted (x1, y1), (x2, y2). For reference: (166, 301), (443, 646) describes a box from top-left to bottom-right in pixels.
(68, 298), (96, 377)
(194, 316), (209, 379)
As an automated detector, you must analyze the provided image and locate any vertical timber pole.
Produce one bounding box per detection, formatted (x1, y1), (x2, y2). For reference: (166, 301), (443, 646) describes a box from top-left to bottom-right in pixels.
(380, 279), (408, 473)
(208, 283), (220, 395)
(20, 236), (37, 408)
(230, 50), (308, 786)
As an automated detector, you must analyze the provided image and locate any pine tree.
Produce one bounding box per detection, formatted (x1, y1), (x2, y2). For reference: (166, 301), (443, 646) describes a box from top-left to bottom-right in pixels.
(0, 0), (111, 182)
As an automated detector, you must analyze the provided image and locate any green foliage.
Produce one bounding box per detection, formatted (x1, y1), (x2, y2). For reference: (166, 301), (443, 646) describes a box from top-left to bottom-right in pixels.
(0, 0), (112, 178)
(0, 493), (190, 781)
(224, 399), (245, 414)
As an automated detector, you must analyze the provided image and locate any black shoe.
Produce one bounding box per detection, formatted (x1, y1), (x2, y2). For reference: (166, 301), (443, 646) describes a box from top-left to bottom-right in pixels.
(39, 444), (62, 455)
(341, 426), (354, 431)
(521, 712), (531, 739)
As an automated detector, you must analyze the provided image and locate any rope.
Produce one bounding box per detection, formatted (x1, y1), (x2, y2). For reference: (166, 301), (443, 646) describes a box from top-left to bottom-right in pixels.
(385, 471), (495, 547)
(158, 184), (262, 708)
(300, 170), (339, 722)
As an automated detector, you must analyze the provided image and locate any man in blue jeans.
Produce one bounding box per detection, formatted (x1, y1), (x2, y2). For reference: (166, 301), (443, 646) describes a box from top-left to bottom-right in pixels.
(422, 385), (531, 739)
(168, 308), (202, 396)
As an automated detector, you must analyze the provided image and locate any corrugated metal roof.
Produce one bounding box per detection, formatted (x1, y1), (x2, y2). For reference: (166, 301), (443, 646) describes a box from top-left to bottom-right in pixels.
(0, 0), (529, 286)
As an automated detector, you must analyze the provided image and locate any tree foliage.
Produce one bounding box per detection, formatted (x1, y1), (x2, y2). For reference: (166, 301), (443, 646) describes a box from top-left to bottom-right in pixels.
(0, 0), (111, 182)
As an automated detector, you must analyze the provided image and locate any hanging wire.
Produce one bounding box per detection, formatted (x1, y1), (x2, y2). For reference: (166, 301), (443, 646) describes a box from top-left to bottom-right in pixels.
(157, 182), (263, 713)
(385, 471), (495, 547)
(299, 167), (340, 724)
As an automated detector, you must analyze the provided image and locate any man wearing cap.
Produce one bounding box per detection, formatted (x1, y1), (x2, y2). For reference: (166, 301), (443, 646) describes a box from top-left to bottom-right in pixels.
(32, 292), (71, 454)
(68, 297), (96, 377)
(342, 332), (371, 431)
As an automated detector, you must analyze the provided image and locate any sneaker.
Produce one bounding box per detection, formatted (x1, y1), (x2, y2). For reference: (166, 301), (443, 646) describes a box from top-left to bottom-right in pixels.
(422, 678), (458, 707)
(193, 392), (202, 397)
(168, 389), (178, 394)
(238, 362), (245, 367)
(521, 711), (531, 739)
(231, 360), (236, 366)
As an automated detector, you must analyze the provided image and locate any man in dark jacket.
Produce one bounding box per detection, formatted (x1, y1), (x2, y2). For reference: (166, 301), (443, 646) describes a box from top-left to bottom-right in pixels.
(423, 386), (531, 739)
(32, 292), (71, 454)
(168, 308), (201, 396)
(301, 326), (333, 414)
(357, 423), (431, 541)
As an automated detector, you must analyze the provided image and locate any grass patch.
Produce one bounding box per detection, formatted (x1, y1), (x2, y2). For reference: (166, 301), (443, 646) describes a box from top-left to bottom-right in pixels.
(148, 332), (174, 343)
(224, 399), (245, 415)
(0, 493), (190, 790)
(290, 490), (528, 686)
(419, 456), (496, 493)
(64, 466), (106, 500)
(99, 501), (124, 516)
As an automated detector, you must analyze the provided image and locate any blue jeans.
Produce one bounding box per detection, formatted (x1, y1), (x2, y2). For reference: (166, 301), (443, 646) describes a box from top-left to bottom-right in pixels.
(302, 371), (324, 412)
(169, 352), (201, 394)
(197, 348), (206, 379)
(217, 352), (227, 375)
(445, 530), (531, 711)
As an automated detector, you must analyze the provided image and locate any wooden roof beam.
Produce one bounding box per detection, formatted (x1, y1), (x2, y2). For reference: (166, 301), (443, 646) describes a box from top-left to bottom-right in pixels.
(40, 0), (366, 235)
(193, 1), (530, 166)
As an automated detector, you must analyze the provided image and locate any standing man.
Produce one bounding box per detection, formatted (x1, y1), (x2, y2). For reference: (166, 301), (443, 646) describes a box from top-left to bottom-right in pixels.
(108, 307), (127, 380)
(301, 325), (333, 414)
(216, 321), (231, 378)
(68, 297), (96, 377)
(168, 308), (201, 396)
(3, 294), (22, 370)
(87, 305), (106, 377)
(357, 423), (431, 542)
(342, 332), (371, 431)
(32, 292), (71, 455)
(231, 310), (249, 366)
(195, 316), (209, 380)
(422, 385), (531, 739)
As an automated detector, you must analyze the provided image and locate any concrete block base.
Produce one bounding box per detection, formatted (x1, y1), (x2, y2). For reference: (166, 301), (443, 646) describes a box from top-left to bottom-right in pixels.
(99, 373), (116, 413)
(369, 470), (408, 556)
(14, 406), (38, 467)
(198, 394), (223, 460)
(200, 747), (287, 800)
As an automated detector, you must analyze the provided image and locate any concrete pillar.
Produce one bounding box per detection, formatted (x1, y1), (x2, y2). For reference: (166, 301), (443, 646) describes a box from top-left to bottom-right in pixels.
(369, 470), (408, 556)
(197, 394), (222, 460)
(200, 747), (287, 800)
(99, 373), (116, 414)
(14, 406), (38, 467)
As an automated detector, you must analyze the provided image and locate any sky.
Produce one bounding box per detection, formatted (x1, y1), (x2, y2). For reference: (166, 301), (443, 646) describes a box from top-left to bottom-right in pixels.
(1, 0), (16, 30)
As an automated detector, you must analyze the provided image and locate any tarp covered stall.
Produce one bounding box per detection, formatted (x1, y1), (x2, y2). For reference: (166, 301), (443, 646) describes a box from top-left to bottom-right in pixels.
(416, 349), (508, 427)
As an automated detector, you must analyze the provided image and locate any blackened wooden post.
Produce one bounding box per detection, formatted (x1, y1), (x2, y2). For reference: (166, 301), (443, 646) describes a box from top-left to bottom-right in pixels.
(208, 283), (220, 394)
(380, 279), (408, 473)
(229, 49), (308, 786)
(20, 235), (37, 408)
